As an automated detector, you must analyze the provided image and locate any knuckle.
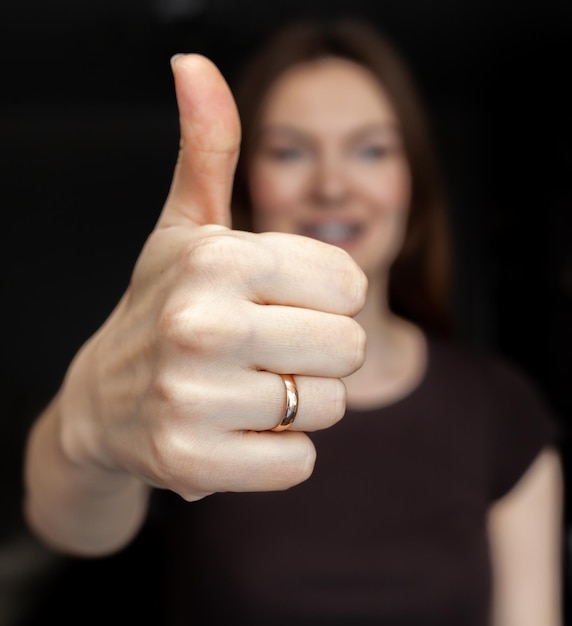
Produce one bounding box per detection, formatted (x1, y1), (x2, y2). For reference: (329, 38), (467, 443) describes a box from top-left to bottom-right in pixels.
(343, 265), (368, 315)
(180, 229), (247, 279)
(150, 370), (178, 406)
(296, 438), (317, 483)
(331, 247), (368, 315)
(340, 317), (367, 373)
(146, 419), (214, 499)
(303, 378), (346, 430)
(157, 301), (186, 344)
(157, 296), (249, 357)
(185, 306), (251, 355)
(182, 232), (229, 273)
(143, 422), (183, 487)
(262, 436), (317, 490)
(328, 379), (348, 425)
(351, 267), (368, 313)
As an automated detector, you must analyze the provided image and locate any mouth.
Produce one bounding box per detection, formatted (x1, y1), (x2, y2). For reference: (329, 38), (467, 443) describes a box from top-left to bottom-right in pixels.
(299, 221), (364, 246)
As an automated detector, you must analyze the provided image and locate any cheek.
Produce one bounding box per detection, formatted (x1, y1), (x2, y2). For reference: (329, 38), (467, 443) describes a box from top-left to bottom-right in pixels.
(361, 161), (411, 268)
(248, 164), (306, 231)
(367, 160), (412, 214)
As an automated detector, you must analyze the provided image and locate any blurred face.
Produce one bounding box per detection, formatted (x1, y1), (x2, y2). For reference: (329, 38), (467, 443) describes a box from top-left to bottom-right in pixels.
(249, 57), (411, 280)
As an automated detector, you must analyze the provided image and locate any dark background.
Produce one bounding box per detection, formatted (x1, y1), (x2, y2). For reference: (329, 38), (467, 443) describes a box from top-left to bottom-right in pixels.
(1, 0), (571, 624)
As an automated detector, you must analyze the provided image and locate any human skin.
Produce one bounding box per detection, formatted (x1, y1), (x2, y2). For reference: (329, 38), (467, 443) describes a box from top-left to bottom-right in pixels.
(248, 56), (424, 411)
(22, 54), (367, 556)
(22, 52), (563, 626)
(249, 57), (411, 285)
(247, 56), (564, 626)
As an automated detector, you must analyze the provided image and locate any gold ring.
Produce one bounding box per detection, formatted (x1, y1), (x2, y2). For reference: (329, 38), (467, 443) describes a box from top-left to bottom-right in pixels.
(271, 374), (299, 431)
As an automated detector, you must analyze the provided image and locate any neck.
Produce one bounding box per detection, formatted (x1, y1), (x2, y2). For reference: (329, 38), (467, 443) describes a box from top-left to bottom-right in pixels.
(344, 276), (427, 410)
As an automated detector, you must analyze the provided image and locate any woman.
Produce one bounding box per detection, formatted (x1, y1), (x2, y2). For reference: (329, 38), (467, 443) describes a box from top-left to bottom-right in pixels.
(24, 19), (562, 626)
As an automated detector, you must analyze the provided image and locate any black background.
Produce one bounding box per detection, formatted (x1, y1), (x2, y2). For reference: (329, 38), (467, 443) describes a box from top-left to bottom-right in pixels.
(1, 0), (571, 624)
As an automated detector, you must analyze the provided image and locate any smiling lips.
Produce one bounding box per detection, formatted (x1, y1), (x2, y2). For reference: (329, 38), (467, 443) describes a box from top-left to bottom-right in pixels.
(300, 221), (363, 246)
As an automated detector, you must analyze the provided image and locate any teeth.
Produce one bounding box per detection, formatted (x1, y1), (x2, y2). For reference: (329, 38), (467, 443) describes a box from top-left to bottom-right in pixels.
(305, 223), (359, 241)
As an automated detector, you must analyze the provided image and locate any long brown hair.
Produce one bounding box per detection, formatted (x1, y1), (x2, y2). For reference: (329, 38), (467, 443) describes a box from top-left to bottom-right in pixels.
(231, 18), (454, 337)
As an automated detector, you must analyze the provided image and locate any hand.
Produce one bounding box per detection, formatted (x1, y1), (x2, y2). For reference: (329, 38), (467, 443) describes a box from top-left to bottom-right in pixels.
(59, 54), (367, 501)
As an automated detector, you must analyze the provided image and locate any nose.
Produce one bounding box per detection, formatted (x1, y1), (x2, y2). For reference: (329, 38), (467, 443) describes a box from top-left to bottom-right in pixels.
(310, 155), (349, 206)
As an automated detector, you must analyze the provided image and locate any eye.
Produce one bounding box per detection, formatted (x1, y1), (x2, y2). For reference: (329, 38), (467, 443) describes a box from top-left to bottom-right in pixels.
(266, 146), (306, 161)
(356, 145), (390, 160)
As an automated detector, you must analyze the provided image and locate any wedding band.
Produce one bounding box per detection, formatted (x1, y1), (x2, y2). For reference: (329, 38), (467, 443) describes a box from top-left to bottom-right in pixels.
(271, 374), (299, 432)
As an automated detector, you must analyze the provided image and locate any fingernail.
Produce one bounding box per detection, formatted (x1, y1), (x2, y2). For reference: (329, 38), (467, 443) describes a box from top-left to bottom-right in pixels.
(170, 53), (185, 70)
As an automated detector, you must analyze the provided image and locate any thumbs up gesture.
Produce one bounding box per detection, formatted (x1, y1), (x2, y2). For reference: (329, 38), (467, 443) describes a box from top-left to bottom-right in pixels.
(160, 53), (240, 228)
(42, 55), (367, 506)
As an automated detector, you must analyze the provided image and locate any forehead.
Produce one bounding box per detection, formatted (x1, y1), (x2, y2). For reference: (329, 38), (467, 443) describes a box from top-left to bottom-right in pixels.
(258, 57), (398, 131)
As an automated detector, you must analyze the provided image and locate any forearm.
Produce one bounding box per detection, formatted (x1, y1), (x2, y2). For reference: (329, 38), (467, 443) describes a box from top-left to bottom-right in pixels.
(22, 52), (369, 559)
(23, 393), (151, 557)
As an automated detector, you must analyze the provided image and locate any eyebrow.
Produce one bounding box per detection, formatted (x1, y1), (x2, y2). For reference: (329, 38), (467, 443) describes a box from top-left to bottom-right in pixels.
(256, 122), (401, 143)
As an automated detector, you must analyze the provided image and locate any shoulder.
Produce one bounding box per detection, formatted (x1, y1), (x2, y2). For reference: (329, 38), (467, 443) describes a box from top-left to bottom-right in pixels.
(426, 335), (560, 500)
(427, 334), (551, 406)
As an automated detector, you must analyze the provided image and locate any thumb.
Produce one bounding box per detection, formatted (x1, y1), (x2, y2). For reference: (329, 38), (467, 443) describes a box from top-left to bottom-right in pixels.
(158, 53), (241, 229)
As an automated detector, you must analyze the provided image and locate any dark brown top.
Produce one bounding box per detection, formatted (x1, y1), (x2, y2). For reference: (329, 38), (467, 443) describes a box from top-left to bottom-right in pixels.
(156, 336), (557, 626)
